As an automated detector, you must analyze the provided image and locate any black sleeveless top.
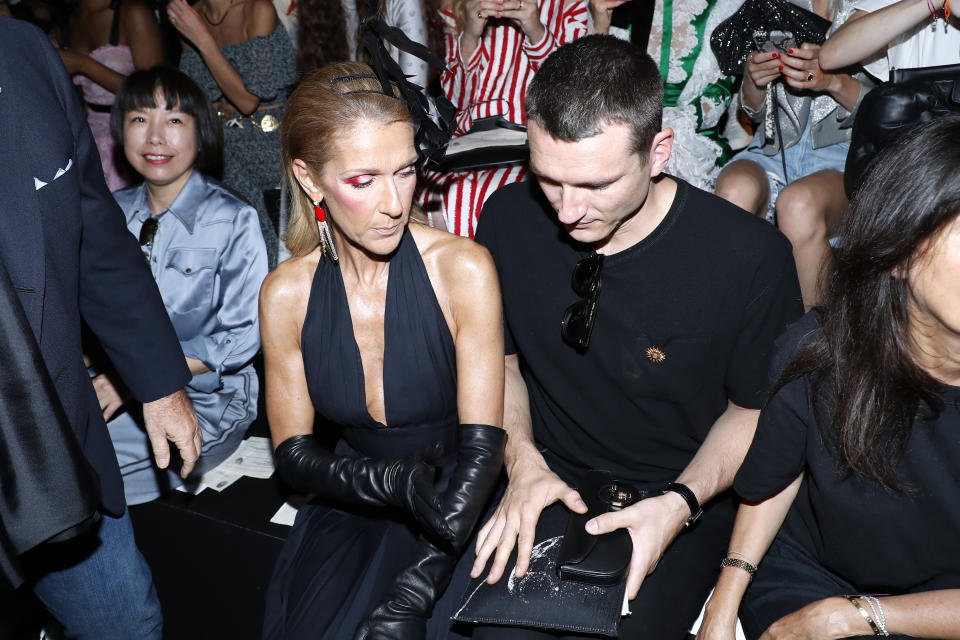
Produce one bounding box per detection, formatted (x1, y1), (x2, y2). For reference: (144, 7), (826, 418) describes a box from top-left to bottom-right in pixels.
(265, 230), (478, 640)
(300, 228), (459, 457)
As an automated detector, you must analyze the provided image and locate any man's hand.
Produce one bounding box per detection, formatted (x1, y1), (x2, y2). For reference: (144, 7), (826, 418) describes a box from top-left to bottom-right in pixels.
(91, 372), (128, 421)
(142, 389), (201, 478)
(584, 491), (689, 599)
(696, 604), (740, 640)
(759, 597), (869, 639)
(472, 457), (586, 583)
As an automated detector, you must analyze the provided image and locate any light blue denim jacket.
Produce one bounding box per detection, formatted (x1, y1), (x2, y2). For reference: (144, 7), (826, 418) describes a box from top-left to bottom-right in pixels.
(113, 170), (268, 405)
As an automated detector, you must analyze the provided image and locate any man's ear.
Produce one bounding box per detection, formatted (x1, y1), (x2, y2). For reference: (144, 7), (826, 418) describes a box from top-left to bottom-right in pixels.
(292, 159), (324, 203)
(646, 128), (674, 178)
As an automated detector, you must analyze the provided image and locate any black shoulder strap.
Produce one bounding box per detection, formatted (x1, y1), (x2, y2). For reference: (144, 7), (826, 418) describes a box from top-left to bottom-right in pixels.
(109, 0), (122, 46)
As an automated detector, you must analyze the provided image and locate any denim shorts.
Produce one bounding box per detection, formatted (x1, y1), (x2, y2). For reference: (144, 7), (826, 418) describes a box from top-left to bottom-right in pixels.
(732, 118), (849, 223)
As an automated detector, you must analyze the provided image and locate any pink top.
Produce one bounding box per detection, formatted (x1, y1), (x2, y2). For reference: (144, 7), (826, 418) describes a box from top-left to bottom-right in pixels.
(73, 44), (135, 106)
(73, 45), (135, 192)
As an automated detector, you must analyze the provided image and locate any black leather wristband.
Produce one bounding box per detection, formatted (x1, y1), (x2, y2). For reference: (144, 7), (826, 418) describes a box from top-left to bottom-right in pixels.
(662, 482), (702, 528)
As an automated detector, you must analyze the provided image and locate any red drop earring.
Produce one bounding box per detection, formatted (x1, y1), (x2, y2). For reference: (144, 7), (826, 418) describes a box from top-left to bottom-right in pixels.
(313, 199), (338, 261)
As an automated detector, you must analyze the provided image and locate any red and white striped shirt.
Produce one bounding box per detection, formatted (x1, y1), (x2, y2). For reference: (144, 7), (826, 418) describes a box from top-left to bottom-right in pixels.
(421, 1), (588, 237)
(441, 0), (588, 133)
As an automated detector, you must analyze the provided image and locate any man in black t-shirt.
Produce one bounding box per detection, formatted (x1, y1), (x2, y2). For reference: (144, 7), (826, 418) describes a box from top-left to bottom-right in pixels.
(470, 36), (803, 639)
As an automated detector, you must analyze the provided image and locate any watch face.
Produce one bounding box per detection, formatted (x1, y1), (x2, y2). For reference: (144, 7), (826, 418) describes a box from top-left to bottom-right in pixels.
(599, 482), (639, 511)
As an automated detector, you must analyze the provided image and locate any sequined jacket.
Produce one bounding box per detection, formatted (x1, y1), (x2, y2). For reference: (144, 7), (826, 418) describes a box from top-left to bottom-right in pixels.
(739, 0), (873, 153)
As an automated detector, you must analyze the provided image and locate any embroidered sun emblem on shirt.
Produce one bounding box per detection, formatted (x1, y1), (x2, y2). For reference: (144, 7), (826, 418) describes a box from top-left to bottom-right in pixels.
(646, 346), (666, 363)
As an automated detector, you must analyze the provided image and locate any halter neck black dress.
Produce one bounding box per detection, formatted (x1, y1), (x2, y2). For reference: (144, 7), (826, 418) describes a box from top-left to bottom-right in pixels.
(262, 229), (471, 639)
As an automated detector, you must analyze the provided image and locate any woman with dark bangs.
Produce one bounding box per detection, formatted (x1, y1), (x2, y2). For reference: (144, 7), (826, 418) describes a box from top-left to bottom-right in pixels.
(92, 66), (268, 504)
(697, 116), (960, 639)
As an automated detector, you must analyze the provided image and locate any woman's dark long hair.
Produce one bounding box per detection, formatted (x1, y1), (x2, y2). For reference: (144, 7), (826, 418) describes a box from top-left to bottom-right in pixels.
(297, 0), (444, 76)
(777, 115), (960, 489)
(297, 0), (351, 73)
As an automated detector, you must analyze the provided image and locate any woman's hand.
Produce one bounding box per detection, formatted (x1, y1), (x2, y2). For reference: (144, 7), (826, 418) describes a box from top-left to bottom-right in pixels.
(759, 597), (870, 640)
(467, 0), (544, 44)
(462, 0), (490, 40)
(740, 49), (782, 112)
(57, 49), (89, 76)
(498, 0), (544, 44)
(589, 0), (629, 34)
(745, 50), (782, 90)
(166, 0), (215, 50)
(778, 43), (841, 94)
(92, 372), (129, 421)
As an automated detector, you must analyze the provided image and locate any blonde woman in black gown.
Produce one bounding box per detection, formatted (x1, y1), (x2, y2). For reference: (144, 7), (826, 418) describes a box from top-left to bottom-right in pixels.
(259, 62), (506, 639)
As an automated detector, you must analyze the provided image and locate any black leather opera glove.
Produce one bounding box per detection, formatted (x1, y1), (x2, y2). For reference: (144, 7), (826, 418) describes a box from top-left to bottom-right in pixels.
(273, 434), (453, 542)
(353, 424), (507, 640)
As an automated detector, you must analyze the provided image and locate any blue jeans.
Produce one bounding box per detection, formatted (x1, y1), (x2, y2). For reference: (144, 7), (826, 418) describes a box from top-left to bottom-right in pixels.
(733, 115), (850, 222)
(30, 511), (162, 639)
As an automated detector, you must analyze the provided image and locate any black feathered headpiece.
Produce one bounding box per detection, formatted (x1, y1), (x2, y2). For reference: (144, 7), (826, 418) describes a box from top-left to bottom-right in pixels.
(346, 0), (456, 164)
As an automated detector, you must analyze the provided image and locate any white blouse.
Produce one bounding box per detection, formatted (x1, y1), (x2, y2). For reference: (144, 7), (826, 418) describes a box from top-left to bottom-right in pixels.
(851, 0), (960, 81)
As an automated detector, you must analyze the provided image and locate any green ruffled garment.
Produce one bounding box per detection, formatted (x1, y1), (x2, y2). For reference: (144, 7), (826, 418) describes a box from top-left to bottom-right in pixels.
(648, 0), (738, 189)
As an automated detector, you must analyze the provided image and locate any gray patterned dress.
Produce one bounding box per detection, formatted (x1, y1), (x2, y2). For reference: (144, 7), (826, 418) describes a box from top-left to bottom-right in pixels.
(180, 21), (297, 268)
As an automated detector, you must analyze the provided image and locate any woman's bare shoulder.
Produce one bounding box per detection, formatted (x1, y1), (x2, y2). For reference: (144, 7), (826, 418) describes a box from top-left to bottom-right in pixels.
(246, 0), (279, 33)
(119, 0), (161, 33)
(409, 222), (497, 297)
(260, 251), (321, 313)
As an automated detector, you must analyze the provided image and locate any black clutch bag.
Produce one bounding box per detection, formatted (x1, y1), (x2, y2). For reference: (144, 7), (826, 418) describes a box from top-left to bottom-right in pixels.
(709, 0), (832, 76)
(845, 64), (960, 195)
(452, 470), (642, 636)
(557, 470), (642, 586)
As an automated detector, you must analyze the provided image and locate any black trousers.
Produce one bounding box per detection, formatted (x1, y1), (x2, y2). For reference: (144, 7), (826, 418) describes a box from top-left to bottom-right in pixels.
(471, 495), (737, 640)
(740, 531), (914, 640)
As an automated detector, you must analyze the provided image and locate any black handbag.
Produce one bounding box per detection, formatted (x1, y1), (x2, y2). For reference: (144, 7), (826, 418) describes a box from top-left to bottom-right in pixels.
(844, 64), (960, 195)
(452, 470), (642, 636)
(710, 0), (832, 76)
(557, 470), (642, 585)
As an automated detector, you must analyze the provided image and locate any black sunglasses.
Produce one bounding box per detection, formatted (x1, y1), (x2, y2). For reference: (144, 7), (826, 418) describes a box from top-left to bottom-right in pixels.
(139, 217), (159, 247)
(561, 251), (604, 352)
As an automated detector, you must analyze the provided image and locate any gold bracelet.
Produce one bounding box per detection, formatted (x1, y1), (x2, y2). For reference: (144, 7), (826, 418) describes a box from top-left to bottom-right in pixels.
(719, 557), (757, 582)
(844, 595), (881, 636)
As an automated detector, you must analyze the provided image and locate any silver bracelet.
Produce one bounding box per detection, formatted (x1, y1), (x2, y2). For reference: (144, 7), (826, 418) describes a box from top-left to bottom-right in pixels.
(862, 595), (889, 637)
